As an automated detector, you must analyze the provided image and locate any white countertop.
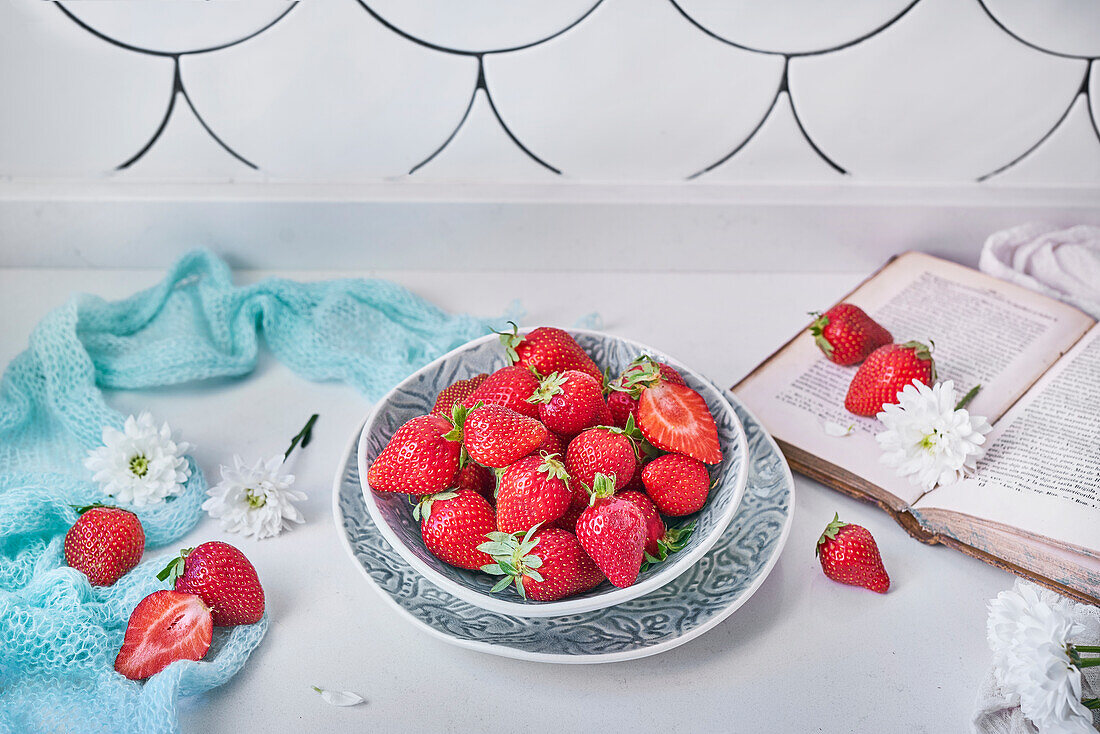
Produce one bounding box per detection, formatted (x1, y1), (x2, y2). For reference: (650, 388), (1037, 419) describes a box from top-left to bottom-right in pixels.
(0, 266), (1012, 733)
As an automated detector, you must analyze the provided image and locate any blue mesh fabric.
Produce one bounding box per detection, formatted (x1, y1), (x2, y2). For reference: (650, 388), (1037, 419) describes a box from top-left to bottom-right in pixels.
(0, 251), (499, 733)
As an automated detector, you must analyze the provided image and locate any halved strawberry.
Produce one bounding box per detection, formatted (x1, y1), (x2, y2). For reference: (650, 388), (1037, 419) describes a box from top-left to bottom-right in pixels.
(636, 381), (722, 464)
(114, 590), (212, 680)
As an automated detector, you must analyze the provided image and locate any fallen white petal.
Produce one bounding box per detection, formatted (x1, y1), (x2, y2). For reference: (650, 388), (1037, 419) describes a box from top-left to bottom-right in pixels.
(313, 686), (365, 707)
(822, 421), (854, 437)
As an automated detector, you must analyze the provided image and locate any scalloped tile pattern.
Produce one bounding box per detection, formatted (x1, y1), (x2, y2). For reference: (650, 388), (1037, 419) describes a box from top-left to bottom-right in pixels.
(981, 0), (1100, 57)
(359, 0), (600, 54)
(180, 0), (478, 180)
(0, 1), (173, 177)
(671, 0), (915, 55)
(485, 0), (785, 180)
(787, 0), (1087, 180)
(1, 0), (1099, 184)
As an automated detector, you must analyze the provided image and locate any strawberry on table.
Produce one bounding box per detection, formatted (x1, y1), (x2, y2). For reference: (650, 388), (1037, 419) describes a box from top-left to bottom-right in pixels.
(565, 422), (639, 491)
(432, 373), (488, 416)
(462, 365), (542, 419)
(64, 505), (144, 586)
(496, 323), (603, 383)
(495, 452), (573, 533)
(479, 526), (604, 601)
(575, 474), (649, 588)
(463, 404), (549, 468)
(527, 370), (611, 437)
(844, 341), (936, 417)
(618, 490), (694, 563)
(816, 514), (890, 593)
(414, 489), (497, 570)
(159, 541), (265, 626)
(114, 590), (212, 680)
(641, 453), (712, 516)
(809, 304), (892, 366)
(367, 410), (465, 495)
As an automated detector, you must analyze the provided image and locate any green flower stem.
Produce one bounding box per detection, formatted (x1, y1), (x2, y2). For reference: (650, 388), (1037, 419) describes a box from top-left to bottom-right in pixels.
(954, 384), (980, 411)
(1083, 698), (1100, 710)
(1072, 645), (1100, 653)
(1075, 657), (1100, 668)
(284, 414), (319, 460)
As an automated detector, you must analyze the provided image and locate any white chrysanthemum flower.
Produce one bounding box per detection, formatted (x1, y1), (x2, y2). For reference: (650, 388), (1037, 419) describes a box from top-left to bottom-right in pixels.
(203, 455), (306, 539)
(84, 412), (192, 507)
(875, 380), (992, 490)
(987, 583), (1094, 733)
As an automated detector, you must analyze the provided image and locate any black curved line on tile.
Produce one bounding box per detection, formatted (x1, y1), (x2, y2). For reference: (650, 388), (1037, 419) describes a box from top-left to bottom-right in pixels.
(408, 83), (479, 175)
(354, 0), (605, 56)
(177, 71), (259, 170)
(784, 78), (848, 176)
(687, 76), (784, 180)
(975, 0), (1098, 61)
(1084, 63), (1100, 146)
(117, 61), (182, 170)
(977, 70), (1090, 182)
(55, 3), (298, 58)
(480, 61), (562, 175)
(667, 0), (922, 58)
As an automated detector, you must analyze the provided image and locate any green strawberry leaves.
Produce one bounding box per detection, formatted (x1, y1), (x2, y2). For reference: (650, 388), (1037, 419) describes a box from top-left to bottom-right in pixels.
(494, 321), (523, 365)
(155, 548), (195, 585)
(412, 491), (458, 521)
(641, 521), (696, 571)
(815, 513), (848, 557)
(807, 312), (834, 357)
(478, 525), (545, 599)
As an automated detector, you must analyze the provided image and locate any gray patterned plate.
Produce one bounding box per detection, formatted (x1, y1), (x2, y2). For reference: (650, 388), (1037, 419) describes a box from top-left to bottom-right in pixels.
(356, 329), (748, 617)
(332, 390), (794, 663)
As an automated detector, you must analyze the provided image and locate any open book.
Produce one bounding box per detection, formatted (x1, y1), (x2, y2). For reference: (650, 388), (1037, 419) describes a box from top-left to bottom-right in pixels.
(735, 252), (1099, 604)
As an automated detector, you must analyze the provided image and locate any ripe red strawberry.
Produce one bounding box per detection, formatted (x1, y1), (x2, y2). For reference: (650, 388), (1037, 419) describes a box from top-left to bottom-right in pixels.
(618, 490), (694, 563)
(816, 514), (890, 593)
(479, 526), (604, 601)
(809, 304), (892, 366)
(844, 341), (936, 417)
(114, 590), (212, 680)
(636, 380), (722, 464)
(565, 424), (637, 491)
(641, 453), (711, 516)
(462, 365), (541, 419)
(64, 505), (144, 586)
(414, 489), (496, 570)
(534, 431), (565, 457)
(497, 323), (602, 383)
(555, 496), (587, 533)
(495, 453), (573, 533)
(607, 356), (686, 429)
(367, 412), (463, 495)
(159, 541), (264, 626)
(431, 373), (488, 416)
(575, 474), (648, 588)
(528, 370), (611, 437)
(454, 461), (495, 502)
(463, 404), (549, 468)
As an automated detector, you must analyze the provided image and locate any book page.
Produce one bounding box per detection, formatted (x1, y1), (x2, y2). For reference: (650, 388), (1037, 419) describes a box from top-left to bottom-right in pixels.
(914, 324), (1100, 557)
(736, 252), (1095, 507)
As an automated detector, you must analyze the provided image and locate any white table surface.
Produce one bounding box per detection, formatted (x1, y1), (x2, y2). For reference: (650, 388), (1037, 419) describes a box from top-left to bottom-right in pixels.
(0, 266), (1013, 734)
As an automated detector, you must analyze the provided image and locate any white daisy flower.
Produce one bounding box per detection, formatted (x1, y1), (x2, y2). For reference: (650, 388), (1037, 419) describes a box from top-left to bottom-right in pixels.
(986, 583), (1095, 733)
(875, 380), (992, 490)
(203, 455), (306, 539)
(84, 412), (192, 507)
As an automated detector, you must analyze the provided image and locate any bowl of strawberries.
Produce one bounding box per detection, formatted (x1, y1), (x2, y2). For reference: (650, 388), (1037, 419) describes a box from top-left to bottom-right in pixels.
(357, 325), (748, 617)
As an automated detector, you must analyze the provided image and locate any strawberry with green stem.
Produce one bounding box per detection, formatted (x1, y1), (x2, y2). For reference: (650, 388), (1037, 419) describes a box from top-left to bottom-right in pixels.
(808, 304), (892, 366)
(845, 341), (937, 417)
(615, 360), (722, 464)
(64, 504), (145, 586)
(607, 356), (685, 429)
(414, 489), (497, 570)
(527, 369), (611, 438)
(367, 404), (469, 495)
(479, 525), (604, 601)
(496, 323), (603, 383)
(575, 473), (648, 588)
(158, 541), (264, 626)
(462, 365), (542, 419)
(618, 490), (695, 568)
(495, 452), (573, 534)
(816, 514), (890, 593)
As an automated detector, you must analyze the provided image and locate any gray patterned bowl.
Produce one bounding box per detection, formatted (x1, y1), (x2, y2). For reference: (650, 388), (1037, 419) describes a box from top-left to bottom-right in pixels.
(357, 328), (748, 618)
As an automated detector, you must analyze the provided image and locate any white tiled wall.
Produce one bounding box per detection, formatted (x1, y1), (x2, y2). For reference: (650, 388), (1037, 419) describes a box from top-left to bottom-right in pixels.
(3, 0), (1099, 186)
